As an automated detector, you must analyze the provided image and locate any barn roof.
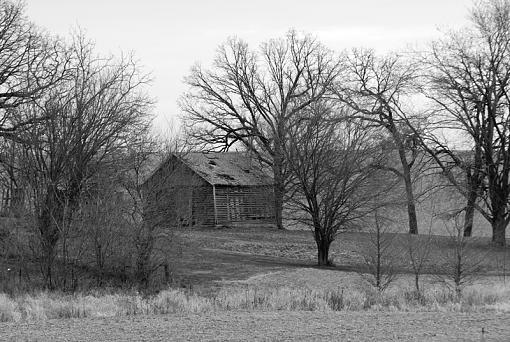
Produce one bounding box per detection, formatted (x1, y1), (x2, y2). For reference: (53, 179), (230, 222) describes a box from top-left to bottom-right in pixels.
(176, 152), (273, 186)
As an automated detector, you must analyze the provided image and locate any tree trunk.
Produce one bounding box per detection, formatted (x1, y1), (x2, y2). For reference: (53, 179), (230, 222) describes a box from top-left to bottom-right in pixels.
(463, 191), (477, 237)
(397, 147), (418, 234)
(316, 239), (330, 266)
(414, 273), (420, 294)
(37, 187), (65, 289)
(164, 263), (170, 283)
(405, 186), (419, 235)
(135, 226), (154, 288)
(492, 213), (507, 246)
(464, 147), (483, 237)
(95, 240), (105, 286)
(273, 149), (284, 230)
(38, 206), (60, 289)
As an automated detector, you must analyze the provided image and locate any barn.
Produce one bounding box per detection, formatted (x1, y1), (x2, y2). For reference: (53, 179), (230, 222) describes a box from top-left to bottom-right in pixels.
(143, 152), (275, 227)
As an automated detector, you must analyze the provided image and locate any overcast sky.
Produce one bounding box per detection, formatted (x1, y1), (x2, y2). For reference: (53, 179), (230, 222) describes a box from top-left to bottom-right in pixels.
(25, 0), (473, 131)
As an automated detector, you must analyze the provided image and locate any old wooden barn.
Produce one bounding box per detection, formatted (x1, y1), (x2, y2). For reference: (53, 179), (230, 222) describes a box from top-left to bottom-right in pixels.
(143, 152), (274, 227)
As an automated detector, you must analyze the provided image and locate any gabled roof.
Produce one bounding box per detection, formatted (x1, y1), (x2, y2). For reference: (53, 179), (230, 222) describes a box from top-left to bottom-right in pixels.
(177, 152), (273, 186)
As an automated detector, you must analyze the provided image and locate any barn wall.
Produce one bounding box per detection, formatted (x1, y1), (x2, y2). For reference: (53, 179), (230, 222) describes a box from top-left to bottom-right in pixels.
(191, 185), (215, 226)
(214, 185), (274, 224)
(144, 155), (212, 228)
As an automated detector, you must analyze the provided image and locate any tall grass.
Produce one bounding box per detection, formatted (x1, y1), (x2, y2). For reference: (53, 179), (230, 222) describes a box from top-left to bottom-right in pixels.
(1, 283), (509, 322)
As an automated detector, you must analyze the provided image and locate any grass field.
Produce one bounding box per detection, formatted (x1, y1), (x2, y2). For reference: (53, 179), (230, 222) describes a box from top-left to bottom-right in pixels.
(174, 224), (510, 291)
(2, 224), (510, 341)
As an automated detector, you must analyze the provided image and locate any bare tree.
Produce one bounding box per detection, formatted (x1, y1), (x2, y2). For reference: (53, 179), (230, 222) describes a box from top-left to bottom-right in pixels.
(437, 213), (487, 297)
(417, 27), (486, 239)
(0, 1), (69, 141)
(359, 211), (400, 291)
(121, 133), (196, 288)
(0, 1), (70, 221)
(406, 214), (434, 296)
(333, 50), (424, 235)
(119, 135), (167, 287)
(419, 0), (510, 245)
(284, 102), (389, 265)
(79, 163), (129, 286)
(180, 30), (341, 230)
(14, 33), (152, 288)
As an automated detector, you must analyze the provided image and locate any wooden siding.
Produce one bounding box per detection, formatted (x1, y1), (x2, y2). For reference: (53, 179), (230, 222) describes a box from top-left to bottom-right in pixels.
(146, 184), (274, 227)
(191, 185), (215, 226)
(214, 185), (274, 224)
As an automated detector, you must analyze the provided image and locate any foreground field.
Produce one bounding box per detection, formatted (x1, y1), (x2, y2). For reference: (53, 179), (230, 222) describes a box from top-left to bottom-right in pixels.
(2, 225), (510, 341)
(2, 311), (509, 341)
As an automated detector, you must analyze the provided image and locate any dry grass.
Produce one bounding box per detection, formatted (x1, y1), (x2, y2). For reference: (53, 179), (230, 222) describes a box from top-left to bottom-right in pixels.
(218, 268), (510, 311)
(0, 289), (215, 322)
(1, 273), (510, 322)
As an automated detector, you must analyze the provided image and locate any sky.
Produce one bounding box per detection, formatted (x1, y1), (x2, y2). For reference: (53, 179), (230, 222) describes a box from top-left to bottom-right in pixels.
(25, 0), (474, 132)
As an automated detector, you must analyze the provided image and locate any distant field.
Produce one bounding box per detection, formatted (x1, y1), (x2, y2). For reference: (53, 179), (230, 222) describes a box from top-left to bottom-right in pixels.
(285, 204), (498, 237)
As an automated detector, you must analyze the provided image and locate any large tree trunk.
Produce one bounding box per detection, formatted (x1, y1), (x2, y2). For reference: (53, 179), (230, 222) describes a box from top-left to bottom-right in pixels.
(273, 149), (285, 230)
(397, 146), (418, 234)
(317, 240), (330, 266)
(488, 168), (507, 246)
(492, 212), (507, 246)
(463, 190), (477, 237)
(404, 182), (419, 235)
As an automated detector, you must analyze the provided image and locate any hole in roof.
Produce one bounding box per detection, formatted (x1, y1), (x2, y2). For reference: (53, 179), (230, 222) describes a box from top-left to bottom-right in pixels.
(208, 160), (217, 166)
(243, 169), (251, 173)
(217, 173), (236, 181)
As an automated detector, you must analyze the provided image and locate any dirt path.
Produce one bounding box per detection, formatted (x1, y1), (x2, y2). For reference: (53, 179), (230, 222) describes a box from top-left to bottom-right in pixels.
(2, 311), (509, 341)
(175, 247), (312, 295)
